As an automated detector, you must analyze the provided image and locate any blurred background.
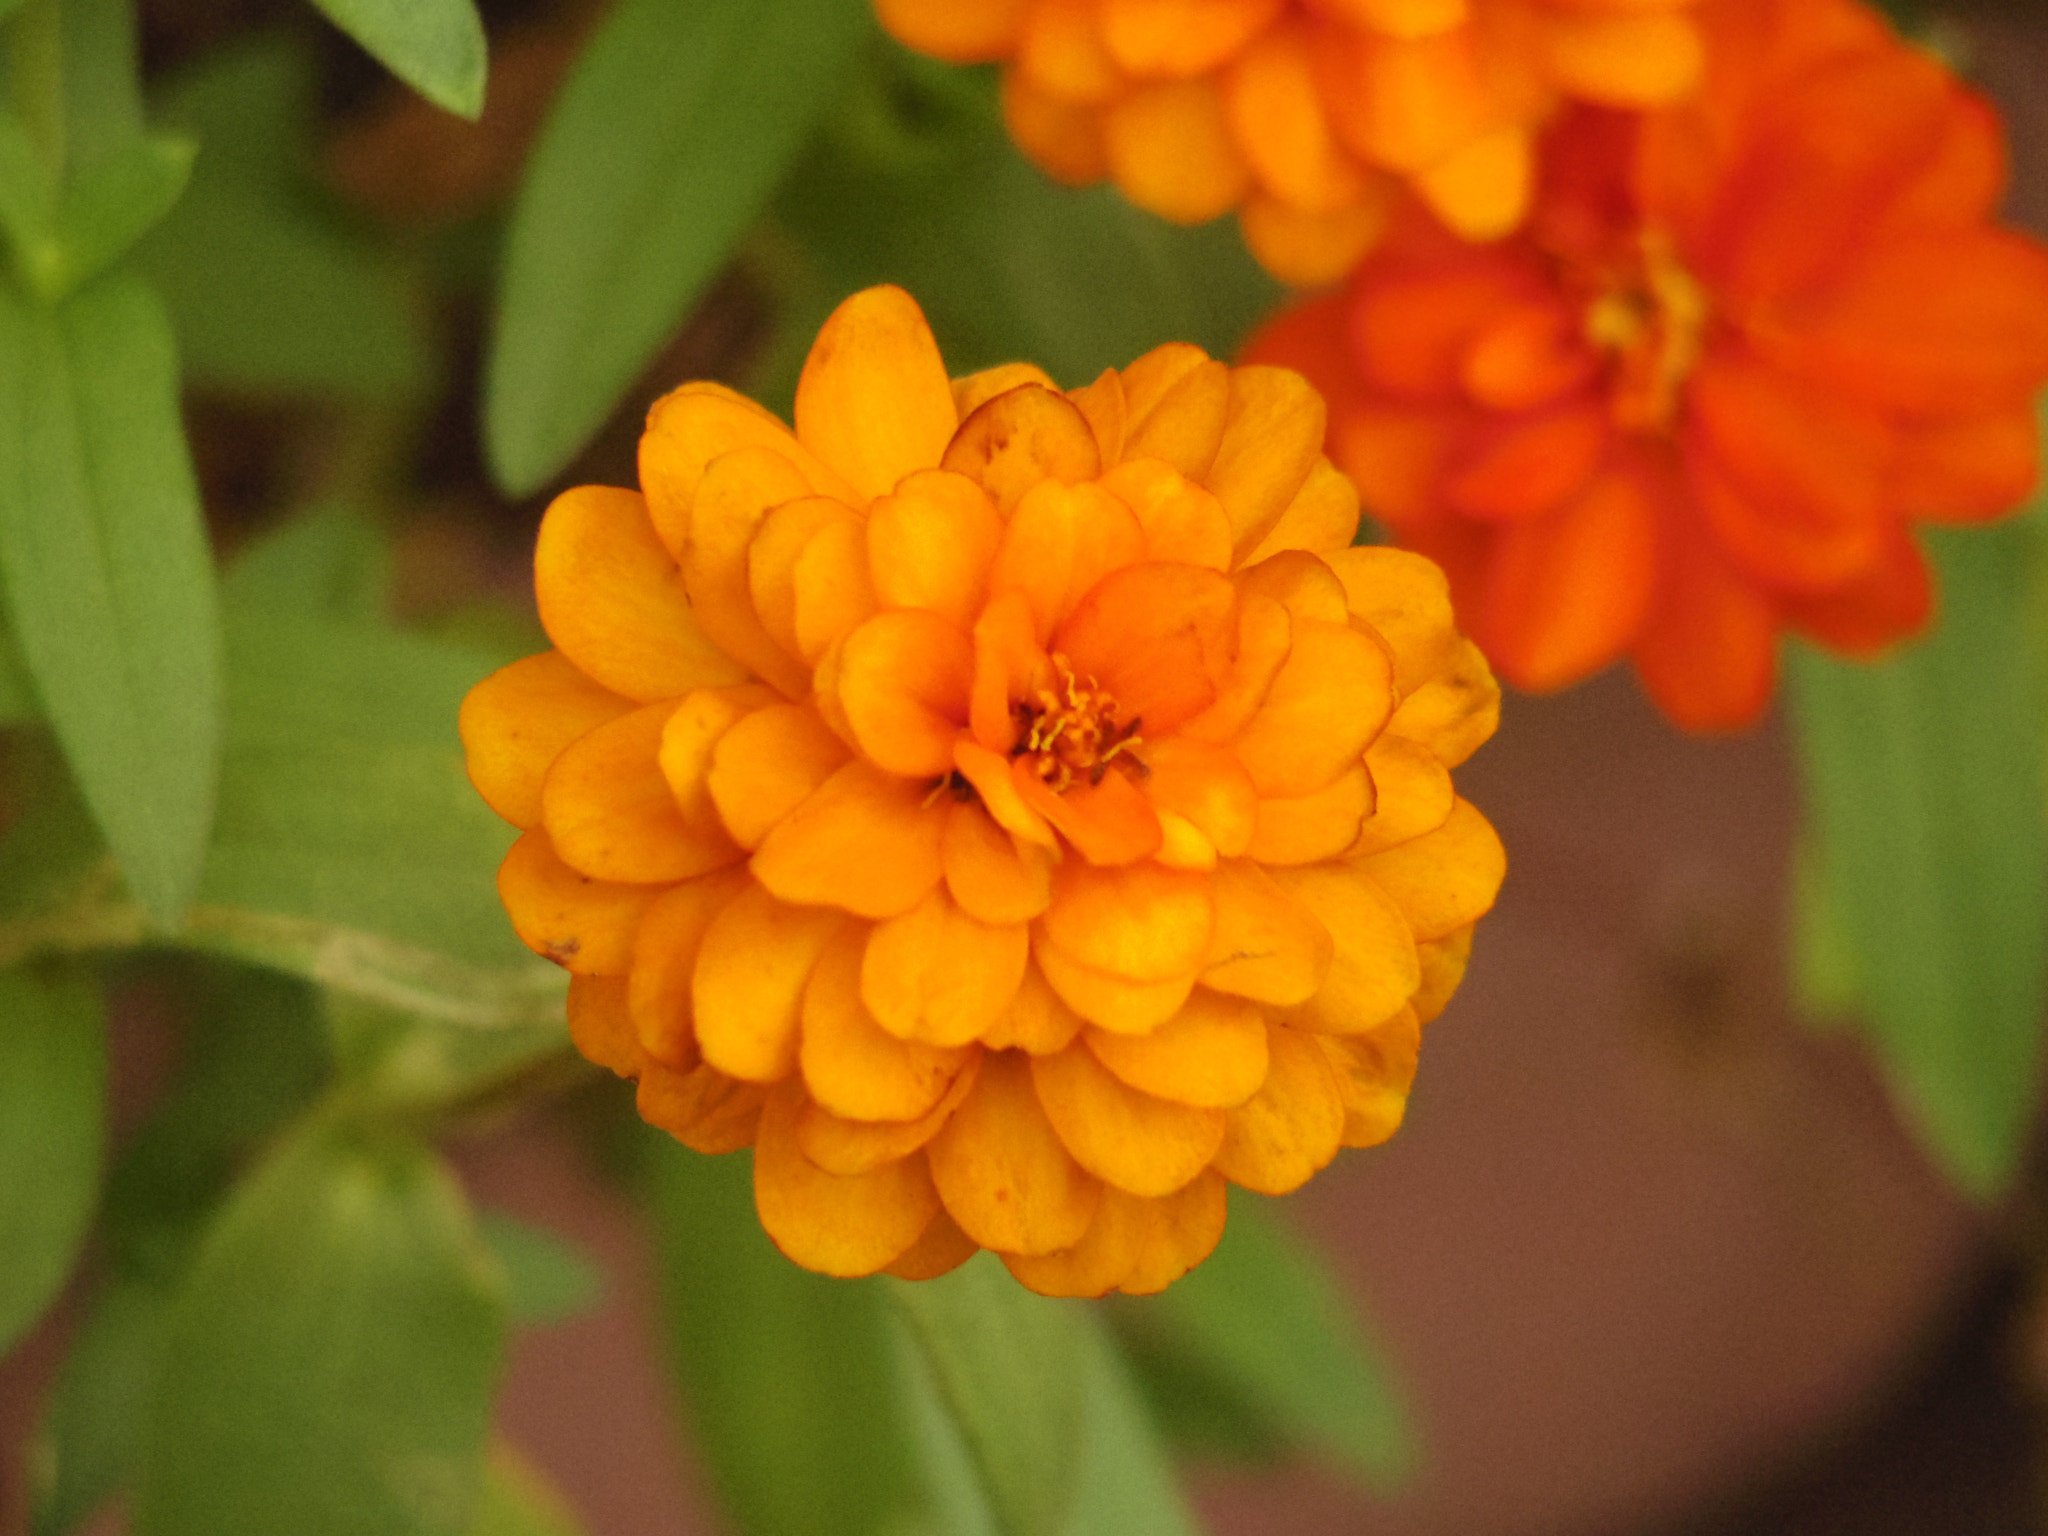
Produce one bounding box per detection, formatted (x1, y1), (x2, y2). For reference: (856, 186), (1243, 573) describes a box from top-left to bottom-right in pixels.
(2, 1), (2047, 1533)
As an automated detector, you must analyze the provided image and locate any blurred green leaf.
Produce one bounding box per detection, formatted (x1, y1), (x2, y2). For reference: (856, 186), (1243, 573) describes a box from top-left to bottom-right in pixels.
(890, 1255), (1087, 1536)
(221, 503), (393, 623)
(484, 0), (866, 494)
(56, 0), (145, 171)
(1788, 837), (1862, 1024)
(477, 1213), (602, 1327)
(0, 130), (193, 302)
(648, 1138), (923, 1536)
(308, 0), (487, 120)
(0, 965), (104, 1352)
(767, 49), (1277, 410)
(0, 620), (41, 722)
(0, 274), (221, 929)
(1061, 1313), (1201, 1536)
(135, 37), (429, 399)
(29, 1275), (168, 1536)
(464, 1446), (587, 1536)
(1118, 1192), (1410, 1488)
(323, 992), (573, 1122)
(133, 1121), (507, 1536)
(1786, 519), (2048, 1200)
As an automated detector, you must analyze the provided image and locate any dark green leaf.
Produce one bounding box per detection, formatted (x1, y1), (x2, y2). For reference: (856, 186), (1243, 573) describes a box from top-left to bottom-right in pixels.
(484, 0), (866, 494)
(648, 1138), (922, 1536)
(57, 0), (145, 172)
(133, 1122), (507, 1536)
(0, 965), (104, 1352)
(1119, 1192), (1410, 1489)
(0, 274), (221, 929)
(308, 0), (487, 120)
(477, 1213), (602, 1327)
(29, 1276), (169, 1536)
(1786, 519), (2048, 1199)
(464, 1447), (587, 1536)
(889, 1255), (1087, 1536)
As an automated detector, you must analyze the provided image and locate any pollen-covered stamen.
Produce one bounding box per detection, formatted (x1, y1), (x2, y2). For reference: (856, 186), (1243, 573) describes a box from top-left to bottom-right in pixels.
(1013, 654), (1146, 794)
(1583, 227), (1708, 434)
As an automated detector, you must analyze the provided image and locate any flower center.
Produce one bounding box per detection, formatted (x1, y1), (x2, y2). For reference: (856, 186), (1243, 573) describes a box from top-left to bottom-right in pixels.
(1582, 228), (1708, 434)
(1013, 655), (1146, 794)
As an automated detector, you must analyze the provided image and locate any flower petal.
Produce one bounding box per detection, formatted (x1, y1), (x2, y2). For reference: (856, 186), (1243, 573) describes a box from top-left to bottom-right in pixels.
(1201, 859), (1333, 1006)
(1042, 859), (1216, 982)
(990, 480), (1147, 644)
(941, 384), (1104, 513)
(748, 496), (872, 665)
(692, 883), (845, 1082)
(954, 738), (1056, 846)
(1053, 563), (1238, 734)
(540, 700), (738, 883)
(707, 702), (852, 849)
(460, 651), (635, 830)
(638, 1061), (768, 1155)
(1211, 1023), (1346, 1194)
(1351, 732), (1453, 857)
(1272, 863), (1420, 1033)
(1206, 365), (1328, 555)
(751, 760), (947, 919)
(1098, 459), (1234, 571)
(802, 928), (973, 1121)
(1630, 515), (1777, 732)
(1246, 764), (1373, 865)
(639, 382), (850, 557)
(680, 446), (819, 699)
(1387, 636), (1499, 767)
(928, 1049), (1101, 1255)
(1318, 1005), (1419, 1148)
(1413, 925), (1473, 1023)
(754, 1082), (939, 1277)
(834, 610), (975, 778)
(797, 1060), (979, 1175)
(1002, 1173), (1225, 1297)
(628, 869), (750, 1070)
(1014, 760), (1163, 866)
(863, 888), (1031, 1047)
(1232, 617), (1395, 797)
(943, 801), (1055, 924)
(882, 1207), (982, 1281)
(795, 286), (958, 502)
(867, 469), (1005, 627)
(1104, 78), (1252, 225)
(1032, 1043), (1227, 1196)
(1353, 796), (1503, 942)
(498, 830), (660, 975)
(1142, 736), (1258, 859)
(1086, 988), (1269, 1108)
(535, 485), (749, 702)
(567, 974), (642, 1078)
(1241, 460), (1363, 565)
(984, 963), (1087, 1055)
(1034, 940), (1198, 1035)
(1121, 347), (1230, 480)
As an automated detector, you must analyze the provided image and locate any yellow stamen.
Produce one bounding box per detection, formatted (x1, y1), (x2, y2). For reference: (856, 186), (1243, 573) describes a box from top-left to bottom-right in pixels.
(1013, 654), (1146, 794)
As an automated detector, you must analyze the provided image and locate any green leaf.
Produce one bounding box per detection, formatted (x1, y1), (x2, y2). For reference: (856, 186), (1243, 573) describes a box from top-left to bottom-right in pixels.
(307, 0), (487, 120)
(1117, 1192), (1410, 1488)
(29, 1275), (170, 1536)
(0, 274), (222, 929)
(133, 1122), (507, 1536)
(1785, 519), (2048, 1200)
(1060, 1314), (1201, 1536)
(465, 1446), (587, 1536)
(647, 1139), (923, 1536)
(220, 503), (393, 623)
(0, 131), (194, 302)
(0, 964), (104, 1352)
(484, 0), (867, 494)
(477, 1213), (602, 1327)
(0, 619), (42, 722)
(889, 1256), (1088, 1536)
(134, 37), (429, 400)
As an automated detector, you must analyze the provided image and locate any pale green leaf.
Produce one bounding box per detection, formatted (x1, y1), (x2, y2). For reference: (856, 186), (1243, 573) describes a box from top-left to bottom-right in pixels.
(308, 0), (487, 119)
(29, 1276), (168, 1536)
(464, 1447), (587, 1536)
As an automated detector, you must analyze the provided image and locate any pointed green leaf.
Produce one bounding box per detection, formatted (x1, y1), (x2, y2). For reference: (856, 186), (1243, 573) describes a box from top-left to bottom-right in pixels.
(476, 1214), (602, 1328)
(484, 0), (866, 494)
(1785, 519), (2048, 1199)
(0, 275), (221, 928)
(0, 965), (105, 1352)
(133, 1123), (507, 1536)
(308, 0), (487, 119)
(34, 133), (194, 299)
(464, 1447), (587, 1536)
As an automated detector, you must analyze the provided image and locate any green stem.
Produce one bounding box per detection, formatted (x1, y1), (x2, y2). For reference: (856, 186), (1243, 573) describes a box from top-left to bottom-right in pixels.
(6, 0), (64, 186)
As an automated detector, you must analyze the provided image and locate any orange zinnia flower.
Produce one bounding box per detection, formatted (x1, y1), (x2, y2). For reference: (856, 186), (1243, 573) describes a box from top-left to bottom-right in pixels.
(1247, 0), (2048, 730)
(877, 0), (1704, 283)
(462, 286), (1504, 1295)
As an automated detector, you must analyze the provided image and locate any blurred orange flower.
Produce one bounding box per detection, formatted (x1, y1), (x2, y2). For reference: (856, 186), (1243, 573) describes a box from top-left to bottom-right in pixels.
(877, 0), (1704, 283)
(1248, 0), (2048, 730)
(462, 285), (1504, 1295)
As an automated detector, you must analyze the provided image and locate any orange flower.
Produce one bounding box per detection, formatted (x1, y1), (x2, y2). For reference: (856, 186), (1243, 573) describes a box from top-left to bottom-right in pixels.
(876, 0), (1704, 283)
(462, 286), (1504, 1295)
(1248, 0), (2048, 730)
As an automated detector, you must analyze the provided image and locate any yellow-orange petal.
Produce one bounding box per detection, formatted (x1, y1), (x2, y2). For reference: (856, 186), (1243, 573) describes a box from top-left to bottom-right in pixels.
(1544, 10), (1701, 107)
(541, 701), (738, 883)
(1272, 863), (1420, 1033)
(941, 384), (1104, 514)
(692, 883), (845, 1082)
(660, 686), (775, 838)
(883, 1207), (982, 1281)
(867, 470), (1004, 628)
(534, 485), (748, 702)
(1041, 859), (1216, 982)
(628, 869), (750, 1069)
(1069, 368), (1128, 464)
(567, 973), (642, 1078)
(754, 1082), (939, 1277)
(680, 446), (817, 700)
(1226, 22), (1378, 212)
(943, 802), (1055, 925)
(1211, 1023), (1345, 1194)
(1412, 126), (1532, 242)
(1032, 1043), (1227, 1196)
(833, 610), (974, 778)
(1232, 617), (1395, 797)
(928, 1049), (1102, 1255)
(1034, 939), (1198, 1034)
(1388, 636), (1498, 768)
(706, 703), (852, 849)
(1121, 348), (1231, 481)
(1104, 78), (1253, 225)
(875, 0), (1030, 60)
(1318, 1006), (1418, 1148)
(989, 479), (1147, 645)
(954, 738), (1057, 847)
(751, 760), (947, 919)
(1054, 563), (1237, 733)
(638, 1060), (768, 1155)
(1239, 193), (1390, 288)
(461, 652), (635, 830)
(1351, 732), (1452, 857)
(798, 1059), (980, 1176)
(1206, 366), (1329, 554)
(801, 928), (971, 1121)
(1177, 594), (1292, 745)
(639, 382), (850, 557)
(1235, 548), (1350, 624)
(1143, 736), (1258, 859)
(1354, 796), (1503, 941)
(1325, 544), (1459, 695)
(863, 888), (1031, 1047)
(1243, 459), (1363, 565)
(498, 830), (660, 975)
(1014, 760), (1164, 866)
(1246, 764), (1373, 865)
(954, 363), (1061, 420)
(794, 286), (958, 503)
(1002, 70), (1111, 185)
(1003, 1172), (1226, 1297)
(983, 962), (1087, 1054)
(1201, 858), (1333, 1006)
(1100, 0), (1283, 78)
(1098, 459), (1235, 570)
(1412, 925), (1472, 1024)
(1085, 988), (1269, 1107)
(968, 590), (1044, 755)
(747, 495), (869, 664)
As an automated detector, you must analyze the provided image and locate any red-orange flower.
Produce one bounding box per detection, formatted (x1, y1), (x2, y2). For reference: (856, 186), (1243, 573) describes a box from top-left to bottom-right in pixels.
(462, 285), (1504, 1294)
(1248, 0), (2048, 730)
(878, 0), (1704, 283)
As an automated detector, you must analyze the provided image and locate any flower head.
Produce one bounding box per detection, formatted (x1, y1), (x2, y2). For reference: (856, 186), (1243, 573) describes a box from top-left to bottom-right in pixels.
(877, 0), (1705, 283)
(1248, 0), (2048, 729)
(463, 285), (1503, 1294)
